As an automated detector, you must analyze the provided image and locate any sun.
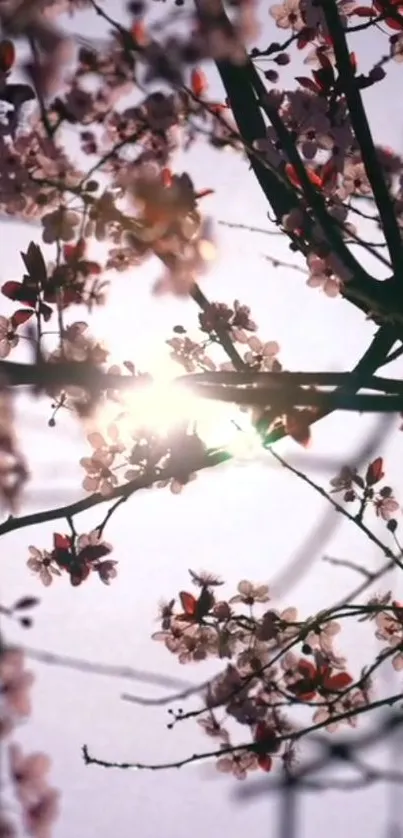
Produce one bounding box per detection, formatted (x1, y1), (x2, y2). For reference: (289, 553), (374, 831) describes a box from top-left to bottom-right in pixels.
(96, 354), (263, 459)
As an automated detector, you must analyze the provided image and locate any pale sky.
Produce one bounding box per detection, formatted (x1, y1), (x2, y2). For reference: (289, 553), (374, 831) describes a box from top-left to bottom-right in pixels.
(2, 2), (403, 837)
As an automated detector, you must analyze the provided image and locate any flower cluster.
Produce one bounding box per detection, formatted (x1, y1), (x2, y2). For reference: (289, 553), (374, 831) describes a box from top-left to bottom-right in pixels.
(330, 457), (400, 525)
(27, 530), (117, 587)
(0, 643), (60, 837)
(152, 569), (373, 778)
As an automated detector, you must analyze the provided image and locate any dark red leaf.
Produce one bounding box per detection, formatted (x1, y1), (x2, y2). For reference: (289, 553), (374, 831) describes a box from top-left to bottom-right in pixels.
(312, 66), (334, 92)
(63, 239), (86, 261)
(2, 280), (36, 307)
(296, 27), (315, 49)
(351, 6), (377, 15)
(21, 242), (47, 286)
(320, 159), (338, 187)
(324, 671), (353, 691)
(286, 411), (312, 447)
(11, 309), (34, 328)
(53, 533), (72, 551)
(0, 40), (15, 72)
(80, 260), (102, 276)
(2, 281), (24, 300)
(295, 75), (320, 94)
(179, 591), (197, 616)
(257, 755), (273, 772)
(317, 51), (334, 73)
(365, 456), (384, 486)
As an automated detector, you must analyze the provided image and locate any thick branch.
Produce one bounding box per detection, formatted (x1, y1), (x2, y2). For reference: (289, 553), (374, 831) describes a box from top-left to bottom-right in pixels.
(322, 0), (403, 284)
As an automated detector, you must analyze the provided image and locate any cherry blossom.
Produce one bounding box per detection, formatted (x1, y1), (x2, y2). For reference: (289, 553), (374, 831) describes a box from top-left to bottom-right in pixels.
(243, 336), (281, 371)
(216, 750), (258, 779)
(269, 0), (304, 31)
(229, 580), (270, 605)
(0, 316), (18, 358)
(9, 744), (52, 806)
(27, 547), (62, 587)
(374, 493), (400, 521)
(197, 715), (230, 743)
(0, 648), (34, 717)
(303, 620), (342, 656)
(306, 254), (341, 298)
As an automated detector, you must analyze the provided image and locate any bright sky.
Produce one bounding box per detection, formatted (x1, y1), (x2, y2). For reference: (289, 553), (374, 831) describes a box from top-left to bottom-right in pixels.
(3, 2), (403, 837)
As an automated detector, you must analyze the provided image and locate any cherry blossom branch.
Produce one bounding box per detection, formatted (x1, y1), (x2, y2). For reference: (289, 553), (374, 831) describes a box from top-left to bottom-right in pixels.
(266, 447), (399, 565)
(322, 0), (403, 284)
(218, 219), (283, 235)
(205, 4), (403, 326)
(237, 713), (403, 802)
(322, 555), (377, 581)
(0, 446), (230, 537)
(249, 63), (385, 288)
(6, 358), (403, 411)
(81, 692), (403, 772)
(190, 285), (246, 371)
(0, 327), (396, 538)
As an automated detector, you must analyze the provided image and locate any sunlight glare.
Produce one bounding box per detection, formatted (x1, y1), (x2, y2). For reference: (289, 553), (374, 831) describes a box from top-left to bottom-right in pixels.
(98, 354), (264, 458)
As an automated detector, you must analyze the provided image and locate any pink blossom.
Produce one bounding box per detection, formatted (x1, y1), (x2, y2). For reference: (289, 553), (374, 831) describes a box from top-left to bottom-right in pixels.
(269, 0), (304, 31)
(230, 580), (270, 605)
(9, 743), (51, 805)
(0, 649), (34, 717)
(216, 750), (258, 779)
(24, 787), (60, 838)
(306, 254), (341, 298)
(0, 317), (18, 358)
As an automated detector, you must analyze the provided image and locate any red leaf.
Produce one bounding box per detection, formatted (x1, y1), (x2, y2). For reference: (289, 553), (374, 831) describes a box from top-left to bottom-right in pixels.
(179, 591), (197, 616)
(296, 27), (315, 49)
(131, 20), (147, 45)
(286, 411), (312, 447)
(2, 281), (36, 307)
(365, 456), (384, 486)
(285, 163), (322, 189)
(2, 281), (23, 300)
(324, 671), (353, 691)
(374, 0), (403, 27)
(63, 239), (86, 261)
(295, 75), (320, 94)
(350, 51), (357, 73)
(352, 6), (377, 15)
(191, 68), (208, 97)
(320, 159), (338, 188)
(317, 51), (334, 72)
(312, 66), (334, 93)
(11, 309), (34, 328)
(195, 188), (215, 200)
(258, 755), (273, 772)
(161, 167), (173, 187)
(82, 260), (102, 275)
(178, 587), (214, 621)
(0, 40), (15, 72)
(53, 533), (72, 551)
